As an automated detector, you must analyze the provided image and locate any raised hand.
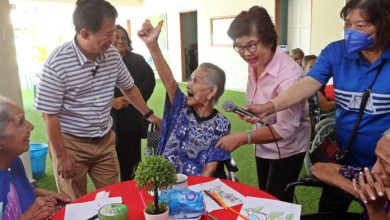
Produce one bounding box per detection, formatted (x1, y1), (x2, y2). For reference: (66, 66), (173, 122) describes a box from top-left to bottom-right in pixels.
(137, 19), (164, 46)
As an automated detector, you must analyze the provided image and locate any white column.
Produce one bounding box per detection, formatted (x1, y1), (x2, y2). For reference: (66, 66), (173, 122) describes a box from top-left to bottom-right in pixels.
(0, 0), (34, 182)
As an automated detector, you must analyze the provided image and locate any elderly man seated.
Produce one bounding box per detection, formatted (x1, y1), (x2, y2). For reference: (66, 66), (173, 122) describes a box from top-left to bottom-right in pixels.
(138, 20), (230, 177)
(310, 128), (390, 220)
(0, 96), (69, 220)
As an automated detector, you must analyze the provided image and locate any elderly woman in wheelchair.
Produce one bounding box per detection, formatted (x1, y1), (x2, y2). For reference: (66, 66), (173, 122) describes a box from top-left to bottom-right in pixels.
(138, 20), (231, 177)
(310, 128), (390, 220)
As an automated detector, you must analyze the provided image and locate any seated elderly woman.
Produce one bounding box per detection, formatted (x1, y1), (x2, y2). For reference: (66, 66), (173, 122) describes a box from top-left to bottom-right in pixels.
(138, 20), (230, 177)
(310, 128), (390, 219)
(0, 96), (69, 220)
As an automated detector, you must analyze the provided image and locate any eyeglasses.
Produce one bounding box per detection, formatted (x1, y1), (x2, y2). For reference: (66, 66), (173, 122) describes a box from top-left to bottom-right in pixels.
(115, 36), (127, 43)
(233, 40), (261, 54)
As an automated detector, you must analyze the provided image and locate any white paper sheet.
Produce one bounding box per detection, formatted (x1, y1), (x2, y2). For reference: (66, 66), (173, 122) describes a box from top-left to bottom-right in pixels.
(238, 197), (301, 220)
(64, 197), (122, 220)
(189, 178), (245, 212)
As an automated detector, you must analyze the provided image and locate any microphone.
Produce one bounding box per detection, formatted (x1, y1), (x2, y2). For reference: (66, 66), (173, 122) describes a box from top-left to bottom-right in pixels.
(221, 100), (266, 125)
(92, 65), (100, 77)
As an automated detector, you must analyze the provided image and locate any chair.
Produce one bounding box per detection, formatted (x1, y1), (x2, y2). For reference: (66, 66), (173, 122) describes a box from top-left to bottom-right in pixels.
(287, 116), (337, 200)
(285, 117), (363, 219)
(303, 117), (336, 174)
(146, 124), (239, 181)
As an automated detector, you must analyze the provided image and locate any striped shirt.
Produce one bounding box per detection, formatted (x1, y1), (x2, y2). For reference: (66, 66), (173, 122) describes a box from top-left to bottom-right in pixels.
(34, 38), (134, 138)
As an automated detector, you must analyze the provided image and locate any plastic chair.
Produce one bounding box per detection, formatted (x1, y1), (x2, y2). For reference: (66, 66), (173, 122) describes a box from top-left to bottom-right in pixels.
(146, 124), (239, 181)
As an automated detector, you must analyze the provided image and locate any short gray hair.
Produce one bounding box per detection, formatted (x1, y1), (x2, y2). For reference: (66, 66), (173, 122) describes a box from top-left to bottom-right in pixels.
(383, 128), (390, 140)
(199, 62), (226, 104)
(0, 96), (13, 139)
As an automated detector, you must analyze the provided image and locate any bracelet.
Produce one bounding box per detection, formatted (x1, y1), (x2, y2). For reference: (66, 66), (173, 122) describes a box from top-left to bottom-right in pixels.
(247, 130), (252, 144)
(143, 109), (154, 120)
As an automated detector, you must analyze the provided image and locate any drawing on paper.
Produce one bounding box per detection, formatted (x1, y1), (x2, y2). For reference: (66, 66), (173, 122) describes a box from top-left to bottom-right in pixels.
(239, 197), (301, 220)
(244, 207), (295, 220)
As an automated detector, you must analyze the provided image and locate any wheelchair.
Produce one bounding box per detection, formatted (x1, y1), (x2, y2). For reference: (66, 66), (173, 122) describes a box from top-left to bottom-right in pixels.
(145, 124), (239, 181)
(285, 112), (363, 219)
(303, 116), (336, 174)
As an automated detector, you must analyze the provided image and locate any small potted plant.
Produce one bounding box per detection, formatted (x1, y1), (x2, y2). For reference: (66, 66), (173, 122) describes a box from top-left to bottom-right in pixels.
(134, 155), (177, 220)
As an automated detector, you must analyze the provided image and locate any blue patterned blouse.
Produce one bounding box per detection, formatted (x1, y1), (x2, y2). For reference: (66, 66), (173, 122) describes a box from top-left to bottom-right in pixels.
(156, 86), (231, 176)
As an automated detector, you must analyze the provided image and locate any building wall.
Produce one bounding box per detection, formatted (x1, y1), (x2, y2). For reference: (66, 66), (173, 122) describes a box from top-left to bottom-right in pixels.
(310, 0), (344, 55)
(1, 0), (33, 182)
(133, 0), (274, 91)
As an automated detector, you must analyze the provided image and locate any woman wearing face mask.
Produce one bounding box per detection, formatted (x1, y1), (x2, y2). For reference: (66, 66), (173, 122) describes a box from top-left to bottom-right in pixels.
(243, 0), (390, 213)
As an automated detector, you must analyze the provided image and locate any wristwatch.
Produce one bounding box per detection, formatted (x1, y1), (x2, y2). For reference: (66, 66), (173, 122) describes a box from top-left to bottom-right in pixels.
(143, 109), (154, 120)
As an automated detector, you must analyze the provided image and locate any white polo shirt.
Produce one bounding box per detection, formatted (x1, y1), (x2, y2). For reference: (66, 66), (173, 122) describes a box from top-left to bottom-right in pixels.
(35, 38), (134, 138)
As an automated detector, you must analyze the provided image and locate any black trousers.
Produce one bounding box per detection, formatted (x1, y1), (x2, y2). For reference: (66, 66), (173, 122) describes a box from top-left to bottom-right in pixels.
(115, 130), (142, 181)
(318, 185), (352, 212)
(256, 152), (305, 202)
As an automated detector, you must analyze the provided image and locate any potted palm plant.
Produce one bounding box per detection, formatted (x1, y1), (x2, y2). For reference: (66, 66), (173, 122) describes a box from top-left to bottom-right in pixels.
(134, 155), (177, 220)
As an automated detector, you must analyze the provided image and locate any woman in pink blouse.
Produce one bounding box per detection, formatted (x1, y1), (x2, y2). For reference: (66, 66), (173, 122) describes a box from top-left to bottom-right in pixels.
(216, 6), (310, 202)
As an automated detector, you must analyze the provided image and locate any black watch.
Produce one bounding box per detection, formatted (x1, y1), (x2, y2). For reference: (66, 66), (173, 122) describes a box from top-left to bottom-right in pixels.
(143, 109), (154, 120)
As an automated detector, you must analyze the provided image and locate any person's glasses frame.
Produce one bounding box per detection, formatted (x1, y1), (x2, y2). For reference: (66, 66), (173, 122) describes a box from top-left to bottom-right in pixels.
(115, 36), (128, 43)
(233, 40), (262, 54)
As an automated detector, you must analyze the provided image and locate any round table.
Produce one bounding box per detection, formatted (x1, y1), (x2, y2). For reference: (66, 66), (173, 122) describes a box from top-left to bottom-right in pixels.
(52, 176), (276, 219)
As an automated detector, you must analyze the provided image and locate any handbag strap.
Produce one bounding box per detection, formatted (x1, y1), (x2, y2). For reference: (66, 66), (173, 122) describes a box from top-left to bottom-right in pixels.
(343, 62), (384, 153)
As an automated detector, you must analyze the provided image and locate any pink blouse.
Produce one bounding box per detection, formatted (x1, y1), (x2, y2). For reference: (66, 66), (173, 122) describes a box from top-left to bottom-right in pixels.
(246, 48), (311, 159)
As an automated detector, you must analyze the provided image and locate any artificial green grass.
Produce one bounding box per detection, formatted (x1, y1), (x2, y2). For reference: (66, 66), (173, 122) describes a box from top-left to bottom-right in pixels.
(22, 80), (362, 214)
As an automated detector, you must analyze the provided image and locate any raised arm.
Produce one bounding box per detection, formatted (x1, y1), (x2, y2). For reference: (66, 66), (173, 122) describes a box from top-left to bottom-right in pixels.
(138, 19), (177, 104)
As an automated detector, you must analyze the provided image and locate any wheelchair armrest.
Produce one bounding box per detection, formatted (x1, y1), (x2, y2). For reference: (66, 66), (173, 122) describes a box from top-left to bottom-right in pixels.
(285, 175), (325, 194)
(224, 158), (239, 172)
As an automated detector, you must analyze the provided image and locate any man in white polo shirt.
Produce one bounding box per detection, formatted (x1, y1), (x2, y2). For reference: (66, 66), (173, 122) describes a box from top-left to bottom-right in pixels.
(34, 0), (160, 200)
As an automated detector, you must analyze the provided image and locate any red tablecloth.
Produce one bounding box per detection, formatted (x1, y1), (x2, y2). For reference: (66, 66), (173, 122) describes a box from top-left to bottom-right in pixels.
(52, 176), (276, 220)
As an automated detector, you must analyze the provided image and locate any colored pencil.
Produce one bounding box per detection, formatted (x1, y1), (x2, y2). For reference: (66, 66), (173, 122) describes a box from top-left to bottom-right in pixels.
(138, 190), (146, 207)
(210, 191), (249, 220)
(208, 213), (218, 220)
(204, 190), (220, 205)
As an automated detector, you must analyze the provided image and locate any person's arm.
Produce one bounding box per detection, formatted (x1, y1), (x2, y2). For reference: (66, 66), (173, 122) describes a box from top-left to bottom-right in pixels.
(34, 188), (70, 212)
(216, 126), (282, 152)
(34, 188), (70, 202)
(317, 91), (336, 112)
(310, 162), (356, 196)
(42, 113), (76, 179)
(138, 20), (177, 104)
(201, 161), (218, 177)
(245, 77), (322, 118)
(122, 85), (161, 128)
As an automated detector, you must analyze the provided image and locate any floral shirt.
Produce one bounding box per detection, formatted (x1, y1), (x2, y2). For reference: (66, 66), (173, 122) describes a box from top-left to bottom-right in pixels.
(156, 86), (231, 176)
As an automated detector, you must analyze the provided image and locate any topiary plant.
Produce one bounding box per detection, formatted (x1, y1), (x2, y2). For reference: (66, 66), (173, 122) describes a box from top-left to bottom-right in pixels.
(134, 155), (177, 215)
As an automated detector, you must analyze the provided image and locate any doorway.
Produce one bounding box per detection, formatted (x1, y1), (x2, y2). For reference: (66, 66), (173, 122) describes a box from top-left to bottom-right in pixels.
(180, 11), (198, 82)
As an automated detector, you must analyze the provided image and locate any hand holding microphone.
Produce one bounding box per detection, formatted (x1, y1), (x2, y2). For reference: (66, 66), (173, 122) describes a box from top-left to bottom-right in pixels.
(221, 100), (266, 125)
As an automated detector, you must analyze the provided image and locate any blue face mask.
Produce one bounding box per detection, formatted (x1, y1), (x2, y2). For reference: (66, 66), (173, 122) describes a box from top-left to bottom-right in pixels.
(344, 29), (374, 53)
